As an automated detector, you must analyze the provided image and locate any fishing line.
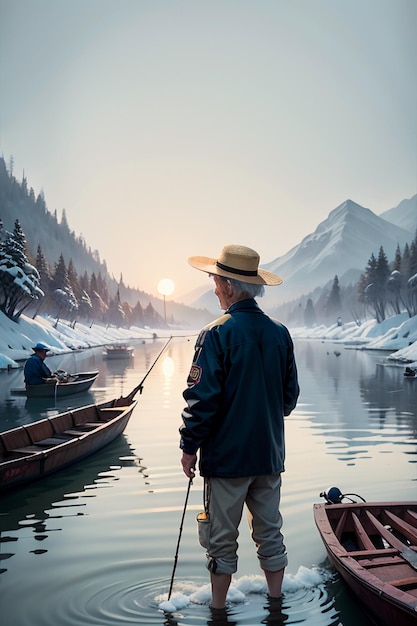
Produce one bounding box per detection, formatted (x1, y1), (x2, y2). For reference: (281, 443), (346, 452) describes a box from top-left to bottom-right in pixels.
(116, 335), (173, 404)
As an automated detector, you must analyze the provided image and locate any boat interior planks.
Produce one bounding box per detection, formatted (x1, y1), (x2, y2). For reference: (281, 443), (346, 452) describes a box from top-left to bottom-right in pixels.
(314, 500), (417, 625)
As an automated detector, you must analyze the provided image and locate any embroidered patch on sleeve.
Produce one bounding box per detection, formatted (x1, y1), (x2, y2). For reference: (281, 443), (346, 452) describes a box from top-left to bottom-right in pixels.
(188, 364), (202, 384)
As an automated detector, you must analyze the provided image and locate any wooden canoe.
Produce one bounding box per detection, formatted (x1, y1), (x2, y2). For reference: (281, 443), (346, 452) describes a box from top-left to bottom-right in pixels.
(0, 396), (137, 491)
(12, 371), (99, 398)
(314, 500), (417, 626)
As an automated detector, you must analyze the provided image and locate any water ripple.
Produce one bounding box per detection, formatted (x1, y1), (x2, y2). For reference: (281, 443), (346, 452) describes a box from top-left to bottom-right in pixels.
(9, 561), (341, 626)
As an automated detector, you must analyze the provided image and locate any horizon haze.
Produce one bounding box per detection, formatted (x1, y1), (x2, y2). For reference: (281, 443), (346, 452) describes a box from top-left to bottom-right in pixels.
(1, 0), (416, 298)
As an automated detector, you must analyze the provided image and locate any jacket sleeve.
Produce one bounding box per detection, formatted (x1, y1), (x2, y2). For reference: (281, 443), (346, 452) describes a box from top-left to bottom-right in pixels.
(179, 329), (223, 455)
(283, 338), (299, 416)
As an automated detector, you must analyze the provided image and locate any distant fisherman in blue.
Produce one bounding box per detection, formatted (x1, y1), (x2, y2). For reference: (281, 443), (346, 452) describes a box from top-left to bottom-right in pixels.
(179, 244), (299, 614)
(24, 343), (53, 385)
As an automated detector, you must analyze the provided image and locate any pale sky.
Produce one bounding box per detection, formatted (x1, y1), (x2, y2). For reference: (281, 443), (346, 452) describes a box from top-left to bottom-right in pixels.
(1, 0), (416, 299)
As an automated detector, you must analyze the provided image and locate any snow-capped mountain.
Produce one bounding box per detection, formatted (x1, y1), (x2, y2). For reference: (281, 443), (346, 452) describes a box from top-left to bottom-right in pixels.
(262, 199), (411, 304)
(380, 194), (417, 233)
(188, 196), (414, 314)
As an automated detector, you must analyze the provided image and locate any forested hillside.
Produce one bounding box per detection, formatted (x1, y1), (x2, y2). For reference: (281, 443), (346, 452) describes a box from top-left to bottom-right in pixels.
(0, 156), (117, 283)
(0, 156), (212, 328)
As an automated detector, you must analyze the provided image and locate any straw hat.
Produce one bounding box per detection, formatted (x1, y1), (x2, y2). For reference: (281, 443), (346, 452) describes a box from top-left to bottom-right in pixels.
(188, 244), (283, 286)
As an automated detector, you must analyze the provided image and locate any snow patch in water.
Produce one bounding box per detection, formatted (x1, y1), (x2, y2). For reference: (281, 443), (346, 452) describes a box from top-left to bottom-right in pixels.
(157, 565), (331, 612)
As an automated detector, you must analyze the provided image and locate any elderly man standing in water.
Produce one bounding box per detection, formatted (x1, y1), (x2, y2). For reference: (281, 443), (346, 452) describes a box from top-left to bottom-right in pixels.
(179, 244), (299, 612)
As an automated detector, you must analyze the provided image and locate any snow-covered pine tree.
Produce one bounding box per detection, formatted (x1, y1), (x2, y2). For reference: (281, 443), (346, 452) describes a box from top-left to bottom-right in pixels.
(0, 219), (44, 320)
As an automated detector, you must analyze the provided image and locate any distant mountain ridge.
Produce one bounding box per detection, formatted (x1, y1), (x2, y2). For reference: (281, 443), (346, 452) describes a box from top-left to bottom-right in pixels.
(262, 199), (411, 303)
(380, 195), (417, 232)
(189, 195), (416, 315)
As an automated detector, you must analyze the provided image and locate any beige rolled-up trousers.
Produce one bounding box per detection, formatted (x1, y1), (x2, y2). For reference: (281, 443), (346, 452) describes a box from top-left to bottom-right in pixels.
(197, 474), (287, 575)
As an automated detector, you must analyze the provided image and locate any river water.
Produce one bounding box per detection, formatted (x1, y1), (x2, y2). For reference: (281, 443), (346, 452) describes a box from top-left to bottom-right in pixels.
(0, 336), (416, 626)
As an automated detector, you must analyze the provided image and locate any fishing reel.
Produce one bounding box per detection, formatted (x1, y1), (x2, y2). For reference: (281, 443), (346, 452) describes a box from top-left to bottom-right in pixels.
(320, 486), (366, 504)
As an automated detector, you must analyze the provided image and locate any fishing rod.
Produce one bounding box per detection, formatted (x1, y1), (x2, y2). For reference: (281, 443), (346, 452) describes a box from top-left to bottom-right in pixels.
(115, 335), (173, 405)
(168, 476), (193, 601)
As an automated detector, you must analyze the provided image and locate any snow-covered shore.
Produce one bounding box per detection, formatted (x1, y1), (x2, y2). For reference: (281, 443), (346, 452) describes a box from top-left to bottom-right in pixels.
(290, 312), (417, 364)
(0, 312), (181, 371)
(0, 311), (416, 371)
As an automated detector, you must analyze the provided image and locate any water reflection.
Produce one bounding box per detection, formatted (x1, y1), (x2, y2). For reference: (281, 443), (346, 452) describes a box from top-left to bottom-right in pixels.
(0, 436), (140, 573)
(0, 337), (415, 626)
(295, 340), (417, 466)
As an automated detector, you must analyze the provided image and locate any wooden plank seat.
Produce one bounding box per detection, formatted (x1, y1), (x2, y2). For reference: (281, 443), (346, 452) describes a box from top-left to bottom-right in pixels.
(352, 512), (376, 550)
(49, 413), (74, 435)
(0, 433), (39, 458)
(61, 422), (107, 436)
(406, 510), (417, 524)
(34, 437), (68, 447)
(1, 428), (32, 451)
(24, 419), (54, 444)
(366, 510), (410, 551)
(61, 429), (90, 437)
(383, 510), (417, 545)
(13, 447), (45, 455)
(72, 407), (101, 426)
(335, 509), (348, 540)
(359, 554), (405, 568)
(97, 408), (124, 420)
(349, 547), (398, 557)
(388, 576), (417, 589)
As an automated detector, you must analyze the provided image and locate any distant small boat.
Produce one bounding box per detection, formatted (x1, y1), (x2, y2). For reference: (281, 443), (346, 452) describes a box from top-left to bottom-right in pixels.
(404, 366), (416, 379)
(314, 488), (417, 626)
(104, 345), (134, 359)
(11, 371), (99, 398)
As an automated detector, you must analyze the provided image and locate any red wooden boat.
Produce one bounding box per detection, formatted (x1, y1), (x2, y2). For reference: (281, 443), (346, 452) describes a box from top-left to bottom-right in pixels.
(314, 492), (417, 626)
(0, 395), (137, 491)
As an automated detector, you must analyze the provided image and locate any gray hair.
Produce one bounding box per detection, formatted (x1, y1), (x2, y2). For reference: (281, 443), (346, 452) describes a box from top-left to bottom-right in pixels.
(224, 277), (265, 299)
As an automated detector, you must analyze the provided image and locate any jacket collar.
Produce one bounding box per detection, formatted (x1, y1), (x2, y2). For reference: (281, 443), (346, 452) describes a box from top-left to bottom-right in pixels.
(225, 298), (261, 314)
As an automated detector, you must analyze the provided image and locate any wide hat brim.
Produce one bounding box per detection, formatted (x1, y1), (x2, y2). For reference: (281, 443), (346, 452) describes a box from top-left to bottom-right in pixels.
(32, 343), (50, 352)
(188, 245), (283, 286)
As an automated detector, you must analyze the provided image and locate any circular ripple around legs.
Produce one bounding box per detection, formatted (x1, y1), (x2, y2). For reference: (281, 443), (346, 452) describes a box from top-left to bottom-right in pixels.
(18, 562), (341, 626)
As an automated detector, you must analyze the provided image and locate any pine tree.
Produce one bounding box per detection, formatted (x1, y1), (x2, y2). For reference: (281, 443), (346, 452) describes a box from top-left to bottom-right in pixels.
(0, 219), (43, 320)
(392, 244), (402, 271)
(304, 298), (316, 327)
(327, 275), (342, 322)
(409, 230), (417, 278)
(360, 249), (389, 322)
(407, 230), (417, 315)
(401, 243), (411, 279)
(35, 244), (52, 296)
(67, 258), (82, 300)
(50, 253), (78, 319)
(51, 253), (69, 292)
(132, 299), (144, 327)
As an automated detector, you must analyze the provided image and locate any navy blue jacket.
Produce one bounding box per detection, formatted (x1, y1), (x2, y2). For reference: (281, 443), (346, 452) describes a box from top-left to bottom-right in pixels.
(180, 299), (299, 478)
(24, 354), (52, 385)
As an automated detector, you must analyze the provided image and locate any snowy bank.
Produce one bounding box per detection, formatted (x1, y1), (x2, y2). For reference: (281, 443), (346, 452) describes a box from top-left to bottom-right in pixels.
(0, 312), (177, 371)
(289, 312), (417, 364)
(0, 311), (416, 371)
